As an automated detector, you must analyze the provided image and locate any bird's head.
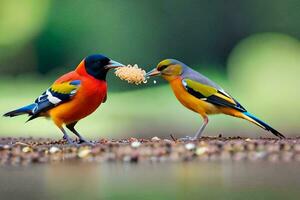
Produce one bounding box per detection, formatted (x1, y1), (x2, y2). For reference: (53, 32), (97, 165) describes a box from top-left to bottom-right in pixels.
(146, 59), (186, 81)
(82, 54), (125, 80)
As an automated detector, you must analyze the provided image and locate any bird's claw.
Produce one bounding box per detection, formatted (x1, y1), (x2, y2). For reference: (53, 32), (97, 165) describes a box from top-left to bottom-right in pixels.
(62, 136), (94, 146)
(78, 139), (95, 146)
(62, 136), (79, 146)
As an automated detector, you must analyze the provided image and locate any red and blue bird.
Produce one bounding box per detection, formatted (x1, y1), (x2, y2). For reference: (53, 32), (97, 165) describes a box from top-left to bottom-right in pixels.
(4, 54), (124, 145)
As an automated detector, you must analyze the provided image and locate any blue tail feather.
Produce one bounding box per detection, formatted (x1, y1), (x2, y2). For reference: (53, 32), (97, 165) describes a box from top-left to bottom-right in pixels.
(243, 112), (285, 138)
(3, 104), (36, 117)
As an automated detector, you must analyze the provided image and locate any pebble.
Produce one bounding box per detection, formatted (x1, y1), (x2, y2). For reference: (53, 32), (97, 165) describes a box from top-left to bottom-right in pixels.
(49, 146), (61, 154)
(196, 147), (208, 155)
(22, 147), (32, 153)
(131, 141), (141, 148)
(129, 137), (138, 142)
(15, 142), (29, 146)
(78, 148), (91, 158)
(185, 143), (196, 150)
(163, 139), (173, 144)
(151, 137), (160, 142)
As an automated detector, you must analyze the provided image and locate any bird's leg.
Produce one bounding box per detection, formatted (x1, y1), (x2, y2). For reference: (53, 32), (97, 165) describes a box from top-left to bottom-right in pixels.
(178, 116), (209, 142)
(59, 127), (75, 145)
(192, 116), (209, 140)
(66, 122), (94, 145)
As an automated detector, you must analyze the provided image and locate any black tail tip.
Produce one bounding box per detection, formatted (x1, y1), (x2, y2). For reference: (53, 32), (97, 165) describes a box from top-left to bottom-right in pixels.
(3, 112), (13, 117)
(3, 111), (21, 117)
(270, 129), (286, 139)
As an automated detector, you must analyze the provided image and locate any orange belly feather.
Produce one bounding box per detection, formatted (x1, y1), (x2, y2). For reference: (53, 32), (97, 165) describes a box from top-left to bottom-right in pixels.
(48, 76), (107, 127)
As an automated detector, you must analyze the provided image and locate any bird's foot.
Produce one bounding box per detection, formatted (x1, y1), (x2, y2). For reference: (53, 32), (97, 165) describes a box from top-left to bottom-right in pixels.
(62, 136), (78, 146)
(78, 138), (95, 146)
(177, 136), (198, 142)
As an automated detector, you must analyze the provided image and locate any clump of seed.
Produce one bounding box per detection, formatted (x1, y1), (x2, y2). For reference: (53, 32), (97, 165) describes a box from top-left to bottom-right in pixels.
(115, 64), (146, 85)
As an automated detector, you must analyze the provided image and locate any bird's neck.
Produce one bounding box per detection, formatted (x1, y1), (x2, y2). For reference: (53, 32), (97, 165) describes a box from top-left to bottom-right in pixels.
(75, 60), (89, 76)
(162, 74), (181, 82)
(75, 61), (107, 81)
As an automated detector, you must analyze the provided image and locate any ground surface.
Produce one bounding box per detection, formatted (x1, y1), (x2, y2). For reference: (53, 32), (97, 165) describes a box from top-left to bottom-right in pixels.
(1, 136), (299, 165)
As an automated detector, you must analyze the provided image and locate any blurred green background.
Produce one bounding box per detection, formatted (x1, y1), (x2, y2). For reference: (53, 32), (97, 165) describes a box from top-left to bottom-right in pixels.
(0, 0), (299, 138)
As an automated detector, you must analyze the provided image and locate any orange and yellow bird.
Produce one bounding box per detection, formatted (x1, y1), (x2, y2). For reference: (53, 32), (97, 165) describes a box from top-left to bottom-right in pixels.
(4, 54), (124, 145)
(146, 59), (285, 140)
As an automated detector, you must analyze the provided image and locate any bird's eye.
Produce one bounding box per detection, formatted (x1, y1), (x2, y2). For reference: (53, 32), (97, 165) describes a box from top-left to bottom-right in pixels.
(158, 65), (168, 71)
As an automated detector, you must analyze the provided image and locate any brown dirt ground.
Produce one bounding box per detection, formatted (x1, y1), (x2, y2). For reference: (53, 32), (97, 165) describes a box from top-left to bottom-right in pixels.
(0, 136), (300, 165)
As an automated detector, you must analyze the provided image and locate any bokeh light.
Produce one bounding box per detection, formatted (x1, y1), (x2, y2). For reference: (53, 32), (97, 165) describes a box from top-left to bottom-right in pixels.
(0, 0), (50, 54)
(228, 33), (300, 133)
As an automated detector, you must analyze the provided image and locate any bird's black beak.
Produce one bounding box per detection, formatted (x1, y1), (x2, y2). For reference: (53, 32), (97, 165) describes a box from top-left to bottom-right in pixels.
(146, 68), (161, 78)
(105, 60), (125, 69)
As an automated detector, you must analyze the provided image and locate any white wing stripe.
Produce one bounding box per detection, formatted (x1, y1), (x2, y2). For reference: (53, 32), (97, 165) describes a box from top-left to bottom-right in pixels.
(46, 90), (61, 104)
